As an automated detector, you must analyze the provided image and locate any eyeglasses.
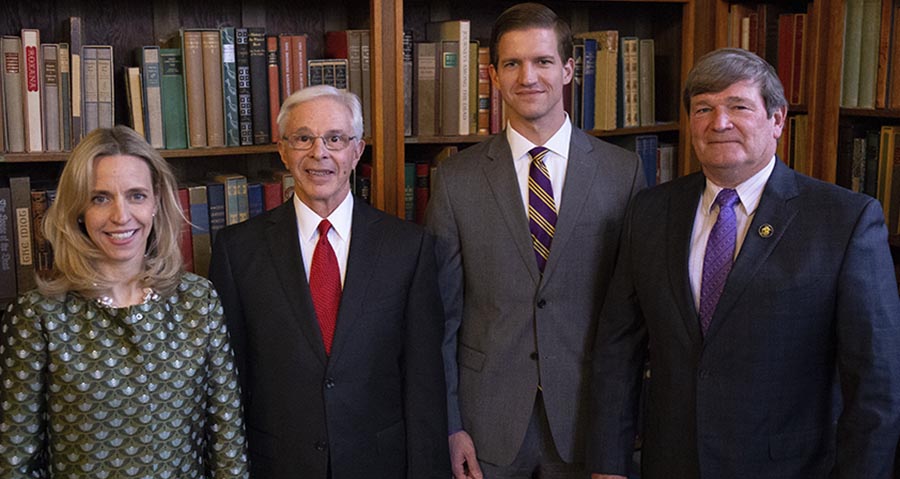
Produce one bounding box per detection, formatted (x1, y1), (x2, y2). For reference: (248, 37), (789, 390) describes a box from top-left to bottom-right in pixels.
(281, 133), (357, 151)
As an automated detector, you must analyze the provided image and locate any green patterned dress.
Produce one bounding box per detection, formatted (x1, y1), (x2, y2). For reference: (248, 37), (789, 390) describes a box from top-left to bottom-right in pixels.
(0, 272), (249, 478)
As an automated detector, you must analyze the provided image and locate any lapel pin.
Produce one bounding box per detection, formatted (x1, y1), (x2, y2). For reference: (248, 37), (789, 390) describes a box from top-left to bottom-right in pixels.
(758, 223), (774, 238)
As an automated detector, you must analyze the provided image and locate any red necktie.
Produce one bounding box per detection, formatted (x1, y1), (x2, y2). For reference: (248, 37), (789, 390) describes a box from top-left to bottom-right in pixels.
(309, 219), (342, 354)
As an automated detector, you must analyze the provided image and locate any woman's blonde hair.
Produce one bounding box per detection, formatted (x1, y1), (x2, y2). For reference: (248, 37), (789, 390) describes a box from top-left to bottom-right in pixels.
(39, 126), (184, 297)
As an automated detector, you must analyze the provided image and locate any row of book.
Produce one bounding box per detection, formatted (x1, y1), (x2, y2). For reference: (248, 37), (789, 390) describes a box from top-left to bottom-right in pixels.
(401, 136), (675, 225)
(0, 20), (376, 154)
(840, 125), (900, 235)
(840, 0), (900, 110)
(725, 3), (810, 107)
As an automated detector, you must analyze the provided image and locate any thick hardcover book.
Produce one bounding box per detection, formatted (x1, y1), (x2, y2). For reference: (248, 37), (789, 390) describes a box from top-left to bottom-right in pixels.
(403, 31), (413, 137)
(58, 43), (72, 150)
(414, 42), (439, 136)
(261, 180), (281, 211)
(140, 46), (165, 148)
(10, 176), (35, 294)
(291, 35), (308, 92)
(205, 181), (226, 244)
(841, 0), (864, 108)
(201, 30), (225, 147)
(181, 30), (207, 147)
(221, 27), (239, 147)
(177, 188), (194, 273)
(580, 37), (596, 131)
(66, 17), (84, 144)
(278, 34), (293, 103)
(188, 184), (211, 277)
(439, 40), (461, 135)
(159, 48), (188, 149)
(577, 31), (618, 131)
(476, 46), (490, 135)
(638, 39), (655, 127)
(0, 186), (16, 309)
(21, 29), (43, 152)
(124, 66), (145, 136)
(635, 134), (658, 187)
(2, 36), (25, 152)
(247, 182), (264, 218)
(82, 44), (99, 136)
(266, 35), (280, 142)
(211, 172), (249, 225)
(95, 45), (114, 129)
(247, 28), (270, 145)
(426, 20), (470, 136)
(235, 28), (253, 146)
(30, 189), (53, 276)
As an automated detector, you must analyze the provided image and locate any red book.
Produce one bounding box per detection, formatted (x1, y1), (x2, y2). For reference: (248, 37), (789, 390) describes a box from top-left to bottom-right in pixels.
(790, 13), (806, 105)
(291, 35), (308, 91)
(262, 180), (282, 211)
(414, 162), (430, 224)
(266, 35), (280, 142)
(278, 34), (293, 103)
(776, 14), (794, 102)
(177, 188), (194, 273)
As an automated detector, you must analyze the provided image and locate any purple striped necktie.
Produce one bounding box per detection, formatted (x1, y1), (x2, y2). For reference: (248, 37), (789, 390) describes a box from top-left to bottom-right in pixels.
(699, 188), (740, 336)
(527, 146), (557, 273)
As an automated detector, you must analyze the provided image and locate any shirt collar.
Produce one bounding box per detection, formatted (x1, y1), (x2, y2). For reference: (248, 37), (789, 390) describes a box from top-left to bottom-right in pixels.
(506, 114), (572, 161)
(293, 191), (355, 243)
(702, 156), (776, 216)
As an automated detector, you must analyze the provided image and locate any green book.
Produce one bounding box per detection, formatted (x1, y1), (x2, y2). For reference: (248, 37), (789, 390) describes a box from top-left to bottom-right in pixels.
(221, 27), (239, 146)
(159, 48), (188, 149)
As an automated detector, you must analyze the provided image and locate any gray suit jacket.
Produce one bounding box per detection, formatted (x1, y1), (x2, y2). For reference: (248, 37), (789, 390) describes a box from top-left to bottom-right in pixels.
(426, 128), (644, 465)
(589, 161), (900, 478)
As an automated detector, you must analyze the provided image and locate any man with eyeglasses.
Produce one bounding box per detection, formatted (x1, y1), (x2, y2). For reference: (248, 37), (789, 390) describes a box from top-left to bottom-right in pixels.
(210, 85), (450, 479)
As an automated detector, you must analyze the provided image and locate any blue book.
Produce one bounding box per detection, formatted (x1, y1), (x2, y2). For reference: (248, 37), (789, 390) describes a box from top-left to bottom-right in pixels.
(247, 182), (264, 218)
(205, 181), (226, 244)
(581, 38), (596, 131)
(635, 134), (659, 187)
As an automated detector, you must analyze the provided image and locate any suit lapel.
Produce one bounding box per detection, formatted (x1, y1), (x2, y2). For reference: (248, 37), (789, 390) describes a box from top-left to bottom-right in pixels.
(327, 200), (381, 367)
(704, 162), (800, 340)
(482, 134), (541, 284)
(265, 201), (329, 366)
(540, 129), (596, 284)
(668, 174), (706, 344)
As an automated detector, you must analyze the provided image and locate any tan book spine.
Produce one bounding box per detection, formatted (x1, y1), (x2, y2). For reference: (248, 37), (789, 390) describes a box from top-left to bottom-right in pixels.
(125, 66), (145, 136)
(82, 45), (99, 135)
(202, 30), (225, 147)
(41, 44), (61, 152)
(182, 30), (207, 147)
(96, 46), (113, 129)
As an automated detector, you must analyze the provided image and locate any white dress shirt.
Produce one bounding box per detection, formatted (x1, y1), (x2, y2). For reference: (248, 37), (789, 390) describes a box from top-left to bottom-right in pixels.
(507, 116), (572, 213)
(689, 157), (776, 310)
(292, 192), (354, 286)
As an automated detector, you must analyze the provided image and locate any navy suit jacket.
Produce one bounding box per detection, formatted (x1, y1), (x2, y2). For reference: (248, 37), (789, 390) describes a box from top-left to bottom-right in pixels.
(589, 161), (900, 478)
(209, 197), (449, 479)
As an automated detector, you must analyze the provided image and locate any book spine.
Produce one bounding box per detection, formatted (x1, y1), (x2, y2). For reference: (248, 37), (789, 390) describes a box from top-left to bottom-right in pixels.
(291, 35), (307, 91)
(96, 46), (113, 129)
(622, 37), (640, 128)
(206, 182), (226, 244)
(638, 39), (655, 127)
(58, 43), (72, 150)
(10, 176), (35, 294)
(235, 28), (253, 146)
(67, 17), (83, 144)
(221, 27), (239, 147)
(468, 41), (478, 136)
(177, 188), (194, 273)
(457, 22), (470, 135)
(477, 46), (490, 135)
(262, 180), (281, 211)
(360, 32), (372, 138)
(581, 38), (596, 131)
(278, 34), (293, 103)
(790, 13), (805, 106)
(0, 187), (16, 307)
(2, 36), (25, 152)
(182, 30), (207, 148)
(247, 182), (264, 218)
(125, 66), (145, 136)
(188, 185), (211, 277)
(414, 42), (438, 137)
(415, 162), (430, 224)
(874, 0), (893, 109)
(21, 29), (42, 152)
(141, 46), (165, 148)
(266, 35), (280, 142)
(248, 28), (270, 145)
(440, 41), (460, 135)
(82, 45), (99, 136)
(201, 30), (225, 147)
(404, 162), (415, 221)
(403, 31), (413, 137)
(30, 189), (52, 276)
(159, 48), (188, 150)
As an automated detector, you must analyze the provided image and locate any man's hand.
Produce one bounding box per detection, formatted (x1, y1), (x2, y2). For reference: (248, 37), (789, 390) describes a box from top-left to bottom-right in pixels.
(591, 475), (627, 479)
(449, 430), (483, 479)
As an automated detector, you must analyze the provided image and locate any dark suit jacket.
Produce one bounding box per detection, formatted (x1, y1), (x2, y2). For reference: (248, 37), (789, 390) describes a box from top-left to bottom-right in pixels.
(209, 197), (450, 479)
(589, 161), (900, 478)
(426, 128), (644, 465)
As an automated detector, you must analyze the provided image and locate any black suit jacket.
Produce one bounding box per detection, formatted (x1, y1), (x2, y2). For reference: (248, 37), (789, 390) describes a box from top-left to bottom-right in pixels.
(589, 161), (900, 478)
(209, 197), (449, 479)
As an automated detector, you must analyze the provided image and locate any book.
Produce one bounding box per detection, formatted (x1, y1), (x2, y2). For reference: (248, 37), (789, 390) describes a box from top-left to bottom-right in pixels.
(291, 35), (308, 92)
(875, 0), (894, 109)
(177, 187), (194, 273)
(776, 14), (795, 103)
(21, 29), (42, 152)
(95, 46), (114, 129)
(404, 162), (415, 221)
(247, 182), (264, 218)
(415, 162), (430, 224)
(578, 31), (618, 131)
(841, 0), (864, 108)
(30, 188), (53, 277)
(638, 39), (655, 127)
(325, 30), (364, 118)
(140, 46), (165, 148)
(580, 37), (596, 131)
(427, 20), (470, 136)
(159, 48), (188, 149)
(356, 163), (372, 204)
(278, 34), (293, 103)
(58, 43), (72, 150)
(185, 184), (209, 277)
(307, 58), (349, 91)
(360, 31), (372, 138)
(10, 176), (35, 294)
(891, 5), (900, 110)
(181, 30), (207, 147)
(414, 42), (439, 136)
(221, 26), (239, 147)
(124, 66), (145, 137)
(476, 46), (490, 135)
(856, 0), (881, 108)
(619, 36), (640, 128)
(468, 41), (478, 136)
(211, 172), (249, 225)
(877, 126), (898, 231)
(235, 28), (253, 146)
(0, 186), (16, 309)
(789, 13), (806, 106)
(865, 128), (881, 197)
(851, 136), (867, 193)
(266, 35), (280, 142)
(247, 28), (270, 145)
(261, 179), (282, 211)
(201, 30), (225, 147)
(570, 41), (583, 129)
(657, 143), (675, 184)
(403, 31), (413, 137)
(2, 36), (25, 153)
(66, 17), (84, 144)
(205, 180), (226, 244)
(82, 44), (99, 137)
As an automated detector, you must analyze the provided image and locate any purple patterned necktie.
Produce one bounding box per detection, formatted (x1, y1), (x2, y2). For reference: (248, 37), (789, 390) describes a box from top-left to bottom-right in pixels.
(528, 146), (557, 273)
(699, 188), (740, 336)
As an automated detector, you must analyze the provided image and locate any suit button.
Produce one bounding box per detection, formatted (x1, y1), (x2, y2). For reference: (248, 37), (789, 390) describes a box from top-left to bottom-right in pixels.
(537, 299), (546, 308)
(324, 377), (335, 389)
(314, 441), (328, 452)
(529, 352), (538, 360)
